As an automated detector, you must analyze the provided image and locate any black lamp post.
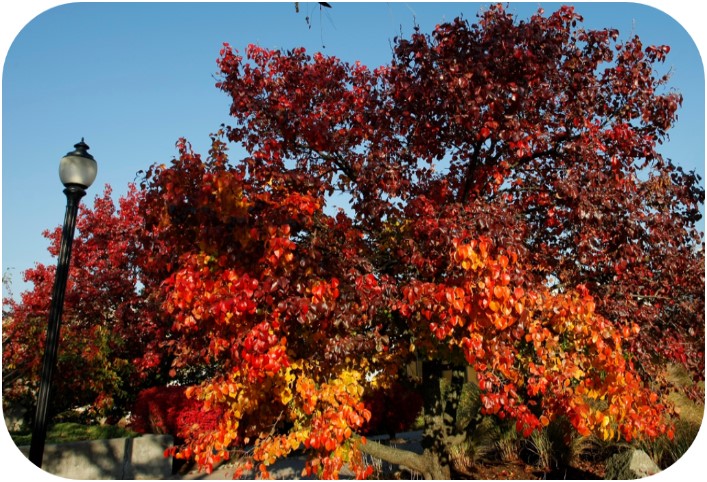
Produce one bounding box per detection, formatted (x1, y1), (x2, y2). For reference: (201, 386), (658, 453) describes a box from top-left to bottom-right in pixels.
(29, 139), (97, 468)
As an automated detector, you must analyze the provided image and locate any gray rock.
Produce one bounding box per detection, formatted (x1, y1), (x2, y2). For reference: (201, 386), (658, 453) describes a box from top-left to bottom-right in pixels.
(605, 449), (661, 479)
(3, 404), (27, 432)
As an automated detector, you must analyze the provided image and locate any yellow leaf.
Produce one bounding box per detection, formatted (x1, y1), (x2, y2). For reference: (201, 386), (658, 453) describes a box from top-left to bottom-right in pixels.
(285, 370), (296, 384)
(601, 415), (610, 428)
(280, 387), (293, 405)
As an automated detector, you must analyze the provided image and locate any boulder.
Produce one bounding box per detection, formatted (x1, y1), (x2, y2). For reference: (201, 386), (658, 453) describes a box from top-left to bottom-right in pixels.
(605, 449), (661, 479)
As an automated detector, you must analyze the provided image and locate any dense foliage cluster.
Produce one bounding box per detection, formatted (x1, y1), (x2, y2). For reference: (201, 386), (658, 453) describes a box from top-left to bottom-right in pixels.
(131, 386), (223, 440)
(3, 5), (703, 479)
(2, 186), (162, 419)
(360, 380), (424, 437)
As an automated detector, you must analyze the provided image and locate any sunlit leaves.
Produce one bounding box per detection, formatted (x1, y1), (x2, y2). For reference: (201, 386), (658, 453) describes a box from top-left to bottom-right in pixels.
(398, 235), (673, 442)
(132, 3), (701, 478)
(2, 185), (154, 416)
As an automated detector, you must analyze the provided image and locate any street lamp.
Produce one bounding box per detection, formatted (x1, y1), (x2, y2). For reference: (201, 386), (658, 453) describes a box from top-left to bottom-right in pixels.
(29, 139), (97, 468)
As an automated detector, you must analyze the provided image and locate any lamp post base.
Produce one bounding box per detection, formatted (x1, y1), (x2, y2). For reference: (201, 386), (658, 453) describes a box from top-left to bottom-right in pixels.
(28, 185), (86, 468)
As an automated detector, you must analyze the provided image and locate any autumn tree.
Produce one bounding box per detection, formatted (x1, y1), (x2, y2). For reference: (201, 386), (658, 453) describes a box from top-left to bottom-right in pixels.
(135, 5), (703, 479)
(2, 185), (164, 419)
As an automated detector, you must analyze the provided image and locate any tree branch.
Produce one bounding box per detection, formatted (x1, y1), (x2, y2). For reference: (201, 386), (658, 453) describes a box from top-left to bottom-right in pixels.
(354, 435), (429, 476)
(459, 140), (483, 204)
(318, 151), (359, 186)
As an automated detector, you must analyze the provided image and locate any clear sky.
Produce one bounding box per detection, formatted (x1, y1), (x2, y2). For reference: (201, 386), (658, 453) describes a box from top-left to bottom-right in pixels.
(2, 1), (704, 300)
(0, 1), (705, 479)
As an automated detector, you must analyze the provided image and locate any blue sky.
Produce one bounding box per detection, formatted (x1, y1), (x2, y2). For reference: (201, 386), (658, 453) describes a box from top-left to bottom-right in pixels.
(2, 2), (704, 302)
(0, 1), (705, 478)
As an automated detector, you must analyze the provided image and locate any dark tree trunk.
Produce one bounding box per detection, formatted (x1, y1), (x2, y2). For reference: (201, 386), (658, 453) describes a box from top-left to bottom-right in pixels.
(420, 360), (468, 479)
(358, 360), (470, 479)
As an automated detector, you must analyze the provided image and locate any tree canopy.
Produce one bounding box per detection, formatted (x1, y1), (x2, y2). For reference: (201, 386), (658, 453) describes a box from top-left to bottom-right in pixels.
(2, 186), (163, 418)
(3, 4), (703, 479)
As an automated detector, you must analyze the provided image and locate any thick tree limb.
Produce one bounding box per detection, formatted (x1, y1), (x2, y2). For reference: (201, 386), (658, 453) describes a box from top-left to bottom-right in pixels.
(354, 435), (429, 477)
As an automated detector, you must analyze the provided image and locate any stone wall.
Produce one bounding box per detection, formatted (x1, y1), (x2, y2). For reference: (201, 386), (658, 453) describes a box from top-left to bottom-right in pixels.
(17, 434), (174, 479)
